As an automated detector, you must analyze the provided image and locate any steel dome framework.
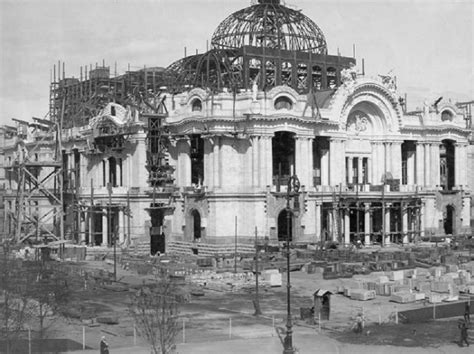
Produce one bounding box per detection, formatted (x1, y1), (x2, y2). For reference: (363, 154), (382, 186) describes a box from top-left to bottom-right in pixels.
(211, 0), (328, 55)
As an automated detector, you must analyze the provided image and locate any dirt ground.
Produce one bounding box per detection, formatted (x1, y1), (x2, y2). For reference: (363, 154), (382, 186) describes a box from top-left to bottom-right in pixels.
(31, 258), (473, 352)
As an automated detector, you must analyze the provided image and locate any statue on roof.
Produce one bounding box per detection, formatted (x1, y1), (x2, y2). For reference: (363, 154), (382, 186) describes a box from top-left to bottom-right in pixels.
(341, 63), (357, 93)
(379, 71), (397, 93)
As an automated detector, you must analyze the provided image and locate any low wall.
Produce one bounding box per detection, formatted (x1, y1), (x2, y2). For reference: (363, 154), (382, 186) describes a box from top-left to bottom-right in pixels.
(399, 297), (474, 323)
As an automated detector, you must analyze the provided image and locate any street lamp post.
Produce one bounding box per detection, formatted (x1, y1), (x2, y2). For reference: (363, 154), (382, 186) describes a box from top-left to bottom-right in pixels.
(283, 174), (300, 354)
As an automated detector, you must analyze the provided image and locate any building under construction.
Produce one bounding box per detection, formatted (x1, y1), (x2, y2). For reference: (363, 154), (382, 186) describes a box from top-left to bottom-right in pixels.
(1, 0), (473, 254)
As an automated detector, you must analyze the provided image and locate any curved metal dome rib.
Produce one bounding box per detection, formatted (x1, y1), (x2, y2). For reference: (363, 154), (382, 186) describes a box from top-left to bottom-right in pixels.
(211, 2), (327, 54)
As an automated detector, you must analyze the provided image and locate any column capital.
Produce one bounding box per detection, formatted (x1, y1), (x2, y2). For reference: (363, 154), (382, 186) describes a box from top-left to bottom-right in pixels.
(364, 202), (371, 210)
(329, 137), (346, 143)
(295, 135), (313, 141)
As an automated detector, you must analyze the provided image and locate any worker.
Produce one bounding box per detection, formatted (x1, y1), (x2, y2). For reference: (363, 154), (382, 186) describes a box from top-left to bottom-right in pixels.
(459, 322), (469, 347)
(100, 336), (109, 354)
(354, 313), (364, 334)
(464, 301), (471, 324)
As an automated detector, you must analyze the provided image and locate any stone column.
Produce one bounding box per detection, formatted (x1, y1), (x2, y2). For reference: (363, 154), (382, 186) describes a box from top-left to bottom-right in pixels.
(462, 144), (469, 188)
(454, 143), (467, 189)
(331, 204), (338, 242)
(321, 149), (329, 186)
(344, 208), (350, 245)
(430, 143), (440, 188)
(121, 157), (128, 187)
(371, 143), (379, 184)
(102, 208), (108, 246)
(260, 136), (266, 188)
(295, 137), (308, 188)
(315, 202), (321, 242)
(213, 137), (220, 188)
(420, 202), (425, 238)
(364, 203), (371, 245)
(89, 208), (94, 246)
(402, 204), (409, 244)
(264, 136), (273, 187)
(407, 150), (415, 185)
(118, 209), (124, 244)
(384, 142), (390, 175)
(357, 157), (363, 184)
(384, 203), (391, 245)
(329, 139), (344, 186)
(367, 157), (372, 185)
(307, 138), (313, 189)
(347, 157), (354, 184)
(424, 143), (431, 187)
(415, 142), (424, 186)
(251, 136), (259, 188)
(80, 213), (86, 243)
(128, 154), (133, 188)
(392, 142), (402, 180)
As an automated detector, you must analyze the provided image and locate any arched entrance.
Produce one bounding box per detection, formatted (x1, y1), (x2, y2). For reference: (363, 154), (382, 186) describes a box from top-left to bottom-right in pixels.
(191, 209), (201, 240)
(278, 209), (293, 242)
(444, 205), (455, 235)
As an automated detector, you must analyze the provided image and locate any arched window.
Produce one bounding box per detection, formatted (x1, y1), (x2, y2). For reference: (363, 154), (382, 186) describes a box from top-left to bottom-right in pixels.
(441, 110), (453, 121)
(274, 96), (293, 110)
(327, 67), (337, 89)
(312, 65), (322, 90)
(191, 98), (202, 112)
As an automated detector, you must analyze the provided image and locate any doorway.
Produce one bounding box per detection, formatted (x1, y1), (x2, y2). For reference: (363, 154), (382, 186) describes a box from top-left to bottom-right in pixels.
(444, 205), (455, 235)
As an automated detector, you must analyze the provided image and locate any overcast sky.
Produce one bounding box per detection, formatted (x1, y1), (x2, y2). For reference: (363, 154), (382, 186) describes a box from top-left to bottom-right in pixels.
(0, 0), (472, 126)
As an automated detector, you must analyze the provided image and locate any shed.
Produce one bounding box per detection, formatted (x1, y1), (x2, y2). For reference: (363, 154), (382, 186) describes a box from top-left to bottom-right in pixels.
(313, 289), (332, 320)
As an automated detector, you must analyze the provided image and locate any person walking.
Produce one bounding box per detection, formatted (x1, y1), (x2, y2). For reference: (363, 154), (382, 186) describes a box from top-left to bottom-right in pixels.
(459, 322), (469, 347)
(464, 301), (471, 324)
(100, 336), (109, 354)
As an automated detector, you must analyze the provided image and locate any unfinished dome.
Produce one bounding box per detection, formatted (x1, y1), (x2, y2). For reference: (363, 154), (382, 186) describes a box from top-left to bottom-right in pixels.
(211, 0), (328, 54)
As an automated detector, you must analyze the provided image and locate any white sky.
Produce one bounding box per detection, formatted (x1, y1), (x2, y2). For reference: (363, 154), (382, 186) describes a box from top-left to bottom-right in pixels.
(0, 0), (473, 126)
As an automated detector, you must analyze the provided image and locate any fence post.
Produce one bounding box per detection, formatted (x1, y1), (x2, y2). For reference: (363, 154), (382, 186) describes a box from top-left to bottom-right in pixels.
(229, 318), (232, 339)
(133, 324), (136, 345)
(182, 319), (186, 343)
(28, 327), (31, 354)
(82, 326), (85, 350)
(318, 313), (321, 332)
(378, 306), (381, 325)
(433, 302), (436, 319)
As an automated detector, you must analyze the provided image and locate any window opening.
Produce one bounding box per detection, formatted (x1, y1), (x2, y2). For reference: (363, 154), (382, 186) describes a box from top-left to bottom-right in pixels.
(274, 96), (293, 110)
(191, 99), (202, 112)
(190, 135), (204, 186)
(272, 131), (295, 189)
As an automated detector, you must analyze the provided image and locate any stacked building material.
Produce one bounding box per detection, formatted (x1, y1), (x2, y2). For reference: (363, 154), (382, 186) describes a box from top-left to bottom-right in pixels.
(350, 289), (376, 301)
(390, 292), (416, 303)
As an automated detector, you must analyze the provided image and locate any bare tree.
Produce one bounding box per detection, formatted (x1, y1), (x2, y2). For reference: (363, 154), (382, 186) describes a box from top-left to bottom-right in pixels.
(129, 269), (180, 354)
(24, 262), (71, 339)
(0, 250), (33, 354)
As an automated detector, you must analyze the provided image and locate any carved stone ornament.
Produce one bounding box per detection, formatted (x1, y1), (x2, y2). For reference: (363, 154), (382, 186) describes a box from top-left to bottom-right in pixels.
(346, 114), (368, 135)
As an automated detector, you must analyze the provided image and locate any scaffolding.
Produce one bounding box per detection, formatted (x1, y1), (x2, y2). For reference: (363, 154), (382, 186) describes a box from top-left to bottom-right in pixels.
(10, 116), (64, 243)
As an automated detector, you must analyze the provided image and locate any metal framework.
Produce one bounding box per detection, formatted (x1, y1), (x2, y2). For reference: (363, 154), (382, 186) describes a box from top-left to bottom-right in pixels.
(211, 0), (327, 55)
(10, 116), (64, 243)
